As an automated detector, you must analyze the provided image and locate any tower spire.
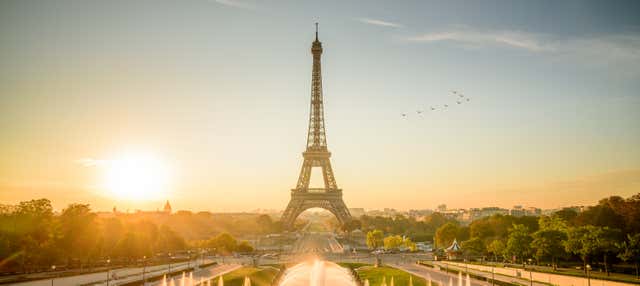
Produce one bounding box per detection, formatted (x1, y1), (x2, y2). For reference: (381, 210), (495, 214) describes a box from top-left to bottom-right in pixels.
(315, 22), (319, 41)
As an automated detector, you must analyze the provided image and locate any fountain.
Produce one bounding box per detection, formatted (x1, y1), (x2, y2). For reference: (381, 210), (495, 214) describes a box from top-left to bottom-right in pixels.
(161, 275), (167, 286)
(457, 272), (462, 286)
(364, 279), (369, 286)
(390, 276), (394, 286)
(181, 272), (186, 286)
(169, 278), (176, 286)
(277, 260), (357, 286)
(465, 273), (471, 286)
(448, 277), (453, 286)
(243, 276), (251, 286)
(189, 272), (194, 286)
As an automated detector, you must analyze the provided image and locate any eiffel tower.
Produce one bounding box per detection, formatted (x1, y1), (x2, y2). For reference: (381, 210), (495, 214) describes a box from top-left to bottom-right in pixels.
(281, 24), (352, 229)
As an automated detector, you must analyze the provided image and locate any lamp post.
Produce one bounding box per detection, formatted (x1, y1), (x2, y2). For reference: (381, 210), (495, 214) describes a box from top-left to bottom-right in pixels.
(51, 265), (56, 286)
(106, 259), (111, 286)
(168, 253), (172, 275)
(142, 256), (147, 286)
(586, 264), (592, 286)
(528, 258), (533, 286)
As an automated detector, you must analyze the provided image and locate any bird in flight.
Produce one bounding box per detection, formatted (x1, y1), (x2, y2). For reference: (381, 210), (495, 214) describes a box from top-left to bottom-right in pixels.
(457, 101), (462, 104)
(444, 104), (449, 108)
(431, 106), (436, 111)
(401, 113), (407, 118)
(416, 110), (423, 115)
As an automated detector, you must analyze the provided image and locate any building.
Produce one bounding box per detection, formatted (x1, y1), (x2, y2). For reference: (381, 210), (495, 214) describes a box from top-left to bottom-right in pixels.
(163, 200), (172, 214)
(349, 208), (366, 218)
(510, 205), (525, 217)
(525, 207), (541, 216)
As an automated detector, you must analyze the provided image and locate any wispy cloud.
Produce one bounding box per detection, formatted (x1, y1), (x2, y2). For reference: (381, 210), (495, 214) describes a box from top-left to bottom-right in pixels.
(214, 0), (256, 10)
(358, 18), (403, 28)
(407, 29), (550, 52)
(407, 27), (640, 72)
(76, 158), (107, 167)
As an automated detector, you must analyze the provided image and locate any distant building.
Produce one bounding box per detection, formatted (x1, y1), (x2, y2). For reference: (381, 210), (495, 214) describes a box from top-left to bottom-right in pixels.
(463, 207), (509, 221)
(163, 200), (172, 214)
(349, 208), (366, 218)
(437, 204), (447, 212)
(525, 207), (541, 216)
(510, 205), (525, 217)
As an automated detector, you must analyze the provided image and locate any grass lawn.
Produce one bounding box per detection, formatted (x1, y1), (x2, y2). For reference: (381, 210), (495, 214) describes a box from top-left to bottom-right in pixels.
(215, 266), (280, 286)
(346, 264), (435, 286)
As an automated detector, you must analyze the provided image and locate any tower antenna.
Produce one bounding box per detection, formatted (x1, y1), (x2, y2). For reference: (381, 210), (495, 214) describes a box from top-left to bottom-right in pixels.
(315, 22), (318, 41)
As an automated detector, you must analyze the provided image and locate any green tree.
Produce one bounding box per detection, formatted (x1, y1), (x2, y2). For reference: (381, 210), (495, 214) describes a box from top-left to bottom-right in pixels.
(366, 229), (384, 250)
(383, 235), (403, 250)
(461, 237), (485, 258)
(597, 227), (622, 276)
(208, 233), (238, 254)
(487, 240), (506, 262)
(504, 224), (532, 264)
(531, 229), (567, 270)
(435, 222), (459, 249)
(564, 225), (601, 274)
(57, 204), (98, 269)
(236, 241), (254, 253)
(617, 233), (640, 279)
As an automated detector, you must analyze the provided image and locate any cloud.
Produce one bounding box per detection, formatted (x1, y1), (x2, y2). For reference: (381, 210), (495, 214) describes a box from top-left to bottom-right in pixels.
(407, 27), (640, 73)
(407, 29), (551, 52)
(358, 18), (403, 28)
(214, 0), (256, 10)
(76, 158), (107, 167)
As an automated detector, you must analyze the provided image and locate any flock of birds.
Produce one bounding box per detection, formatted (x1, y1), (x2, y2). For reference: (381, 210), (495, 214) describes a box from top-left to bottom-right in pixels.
(401, 90), (471, 119)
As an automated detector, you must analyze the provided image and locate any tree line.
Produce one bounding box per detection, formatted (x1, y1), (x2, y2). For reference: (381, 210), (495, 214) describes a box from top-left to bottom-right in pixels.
(0, 199), (259, 274)
(432, 194), (640, 277)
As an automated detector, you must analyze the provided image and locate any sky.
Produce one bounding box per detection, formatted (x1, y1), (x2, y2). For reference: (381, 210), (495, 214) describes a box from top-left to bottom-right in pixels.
(1, 0), (639, 212)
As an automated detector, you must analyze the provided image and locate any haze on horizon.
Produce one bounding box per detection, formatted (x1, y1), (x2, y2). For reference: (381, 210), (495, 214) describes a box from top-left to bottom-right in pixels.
(1, 0), (639, 212)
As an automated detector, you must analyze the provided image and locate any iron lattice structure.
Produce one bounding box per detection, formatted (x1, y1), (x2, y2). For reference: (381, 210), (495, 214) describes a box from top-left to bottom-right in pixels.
(281, 25), (352, 229)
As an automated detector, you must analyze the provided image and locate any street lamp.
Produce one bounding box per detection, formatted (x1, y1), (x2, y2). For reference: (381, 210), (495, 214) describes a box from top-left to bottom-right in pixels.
(168, 253), (172, 275)
(586, 264), (592, 286)
(106, 259), (111, 286)
(527, 258), (533, 286)
(51, 265), (56, 286)
(142, 256), (147, 286)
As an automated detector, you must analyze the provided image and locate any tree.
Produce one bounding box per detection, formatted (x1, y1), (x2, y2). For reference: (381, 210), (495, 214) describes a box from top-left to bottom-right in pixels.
(383, 235), (404, 250)
(617, 233), (640, 279)
(504, 224), (532, 264)
(531, 229), (567, 270)
(366, 229), (384, 250)
(487, 240), (506, 262)
(236, 241), (254, 253)
(435, 222), (459, 249)
(564, 226), (601, 274)
(208, 233), (238, 254)
(57, 204), (98, 269)
(597, 227), (622, 276)
(461, 237), (485, 258)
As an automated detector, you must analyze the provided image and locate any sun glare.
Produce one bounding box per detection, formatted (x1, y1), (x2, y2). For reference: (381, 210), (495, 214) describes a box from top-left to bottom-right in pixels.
(103, 152), (171, 201)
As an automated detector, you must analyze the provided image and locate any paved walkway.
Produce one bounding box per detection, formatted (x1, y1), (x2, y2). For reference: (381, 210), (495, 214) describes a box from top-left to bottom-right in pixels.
(431, 261), (549, 286)
(391, 262), (490, 286)
(11, 260), (213, 286)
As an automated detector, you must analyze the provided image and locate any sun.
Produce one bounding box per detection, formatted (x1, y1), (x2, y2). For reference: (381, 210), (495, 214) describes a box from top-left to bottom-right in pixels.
(103, 152), (171, 201)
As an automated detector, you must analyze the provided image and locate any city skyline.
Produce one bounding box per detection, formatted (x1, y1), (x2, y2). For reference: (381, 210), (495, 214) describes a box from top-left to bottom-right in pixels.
(1, 0), (640, 212)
